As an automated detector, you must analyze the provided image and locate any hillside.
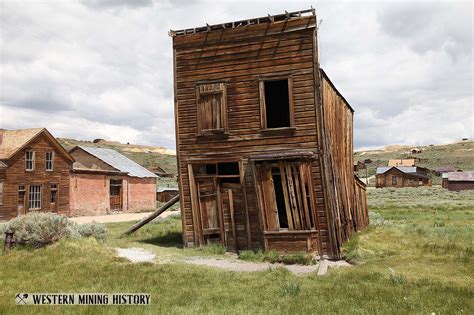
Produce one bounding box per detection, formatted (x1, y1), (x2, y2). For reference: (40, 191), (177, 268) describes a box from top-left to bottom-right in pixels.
(58, 138), (178, 187)
(354, 140), (474, 184)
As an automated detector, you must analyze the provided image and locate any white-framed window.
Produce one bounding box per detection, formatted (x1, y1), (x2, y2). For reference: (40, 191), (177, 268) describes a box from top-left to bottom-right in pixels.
(46, 152), (54, 171)
(25, 151), (35, 171)
(0, 180), (4, 206)
(29, 185), (41, 210)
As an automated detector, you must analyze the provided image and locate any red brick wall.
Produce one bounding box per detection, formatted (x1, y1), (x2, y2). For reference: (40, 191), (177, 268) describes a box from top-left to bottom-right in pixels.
(70, 173), (111, 216)
(70, 174), (156, 216)
(127, 177), (157, 211)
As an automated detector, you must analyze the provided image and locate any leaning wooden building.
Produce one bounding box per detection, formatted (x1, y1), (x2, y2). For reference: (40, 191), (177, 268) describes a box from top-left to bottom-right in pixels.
(170, 9), (368, 258)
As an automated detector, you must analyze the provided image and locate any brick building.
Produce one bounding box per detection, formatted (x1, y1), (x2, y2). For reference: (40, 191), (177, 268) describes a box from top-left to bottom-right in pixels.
(69, 146), (157, 216)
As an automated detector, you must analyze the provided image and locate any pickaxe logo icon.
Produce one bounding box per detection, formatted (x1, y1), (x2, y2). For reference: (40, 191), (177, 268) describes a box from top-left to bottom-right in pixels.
(15, 293), (28, 305)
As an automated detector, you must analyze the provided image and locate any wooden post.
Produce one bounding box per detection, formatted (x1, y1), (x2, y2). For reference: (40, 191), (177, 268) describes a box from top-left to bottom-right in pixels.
(123, 194), (180, 235)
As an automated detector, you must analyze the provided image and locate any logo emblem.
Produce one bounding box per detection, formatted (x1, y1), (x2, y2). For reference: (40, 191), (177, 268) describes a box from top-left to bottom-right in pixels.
(15, 293), (28, 305)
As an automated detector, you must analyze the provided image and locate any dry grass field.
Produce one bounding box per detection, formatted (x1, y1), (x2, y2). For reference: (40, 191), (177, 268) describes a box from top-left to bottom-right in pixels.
(0, 187), (472, 314)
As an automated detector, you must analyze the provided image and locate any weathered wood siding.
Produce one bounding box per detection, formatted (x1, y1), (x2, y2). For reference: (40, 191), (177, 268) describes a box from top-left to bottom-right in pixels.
(0, 134), (72, 220)
(319, 70), (368, 257)
(173, 16), (333, 252)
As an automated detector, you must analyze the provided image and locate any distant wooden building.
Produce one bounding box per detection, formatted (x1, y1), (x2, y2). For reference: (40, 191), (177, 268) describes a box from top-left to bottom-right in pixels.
(69, 146), (157, 216)
(376, 166), (431, 188)
(442, 171), (474, 191)
(170, 9), (368, 258)
(0, 128), (74, 220)
(157, 187), (179, 202)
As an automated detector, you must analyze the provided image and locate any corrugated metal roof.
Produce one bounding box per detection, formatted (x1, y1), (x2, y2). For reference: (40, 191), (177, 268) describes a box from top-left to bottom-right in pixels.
(78, 146), (157, 178)
(157, 186), (179, 192)
(447, 171), (474, 182)
(376, 166), (418, 175)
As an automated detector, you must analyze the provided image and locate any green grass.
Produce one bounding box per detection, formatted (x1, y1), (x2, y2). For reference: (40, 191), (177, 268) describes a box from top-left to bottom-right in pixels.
(1, 188), (473, 314)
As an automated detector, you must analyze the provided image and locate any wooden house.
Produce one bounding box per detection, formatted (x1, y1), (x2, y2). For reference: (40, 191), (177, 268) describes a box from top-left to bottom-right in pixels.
(170, 9), (368, 258)
(69, 146), (158, 216)
(0, 128), (74, 221)
(375, 166), (431, 188)
(442, 171), (474, 191)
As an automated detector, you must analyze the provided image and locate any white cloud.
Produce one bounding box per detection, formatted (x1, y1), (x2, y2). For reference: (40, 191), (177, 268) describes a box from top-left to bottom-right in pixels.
(0, 0), (472, 150)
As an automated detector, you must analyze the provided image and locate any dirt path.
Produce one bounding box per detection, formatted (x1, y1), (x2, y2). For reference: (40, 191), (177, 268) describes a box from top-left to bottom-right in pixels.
(70, 210), (179, 224)
(115, 247), (351, 275)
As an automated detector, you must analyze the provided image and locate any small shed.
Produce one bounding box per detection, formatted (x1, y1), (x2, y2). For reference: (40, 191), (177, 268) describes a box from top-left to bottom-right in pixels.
(442, 171), (474, 191)
(157, 187), (179, 202)
(376, 166), (431, 188)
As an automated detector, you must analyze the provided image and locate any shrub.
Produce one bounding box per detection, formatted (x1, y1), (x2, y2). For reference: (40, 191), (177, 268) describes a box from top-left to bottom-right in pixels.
(1, 213), (108, 248)
(2, 213), (78, 248)
(76, 223), (108, 241)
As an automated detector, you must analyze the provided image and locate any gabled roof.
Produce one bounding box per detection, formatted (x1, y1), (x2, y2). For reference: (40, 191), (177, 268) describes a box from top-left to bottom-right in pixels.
(388, 159), (416, 167)
(0, 128), (74, 162)
(446, 171), (474, 182)
(72, 146), (157, 178)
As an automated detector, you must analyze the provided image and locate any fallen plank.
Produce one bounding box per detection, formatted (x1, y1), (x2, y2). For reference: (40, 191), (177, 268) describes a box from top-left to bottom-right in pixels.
(123, 194), (180, 235)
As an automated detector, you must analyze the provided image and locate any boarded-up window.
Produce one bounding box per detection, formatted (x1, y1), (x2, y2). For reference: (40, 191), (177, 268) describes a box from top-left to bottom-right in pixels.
(259, 77), (294, 129)
(29, 185), (41, 210)
(0, 180), (4, 205)
(255, 160), (315, 231)
(196, 83), (227, 134)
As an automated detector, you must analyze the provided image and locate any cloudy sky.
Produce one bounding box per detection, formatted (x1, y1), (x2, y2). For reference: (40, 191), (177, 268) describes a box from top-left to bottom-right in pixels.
(0, 0), (472, 150)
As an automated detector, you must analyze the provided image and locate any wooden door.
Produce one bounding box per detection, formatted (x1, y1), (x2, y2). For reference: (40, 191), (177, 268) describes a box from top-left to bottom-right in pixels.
(17, 187), (26, 216)
(197, 179), (224, 244)
(110, 179), (123, 211)
(220, 183), (244, 252)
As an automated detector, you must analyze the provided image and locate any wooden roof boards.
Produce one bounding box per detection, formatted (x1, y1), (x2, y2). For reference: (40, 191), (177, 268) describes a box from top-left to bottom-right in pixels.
(0, 128), (74, 163)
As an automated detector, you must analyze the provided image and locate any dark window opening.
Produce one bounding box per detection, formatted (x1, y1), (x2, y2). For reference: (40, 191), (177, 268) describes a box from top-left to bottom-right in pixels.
(264, 80), (290, 128)
(217, 162), (239, 175)
(110, 179), (122, 196)
(272, 169), (289, 229)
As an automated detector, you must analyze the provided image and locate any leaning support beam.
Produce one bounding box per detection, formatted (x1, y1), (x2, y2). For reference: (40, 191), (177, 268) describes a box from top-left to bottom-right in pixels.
(123, 194), (180, 235)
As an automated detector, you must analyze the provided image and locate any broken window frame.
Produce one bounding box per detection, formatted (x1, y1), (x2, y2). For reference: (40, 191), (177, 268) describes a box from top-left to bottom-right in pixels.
(254, 159), (317, 233)
(195, 82), (228, 135)
(392, 175), (397, 185)
(259, 75), (295, 131)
